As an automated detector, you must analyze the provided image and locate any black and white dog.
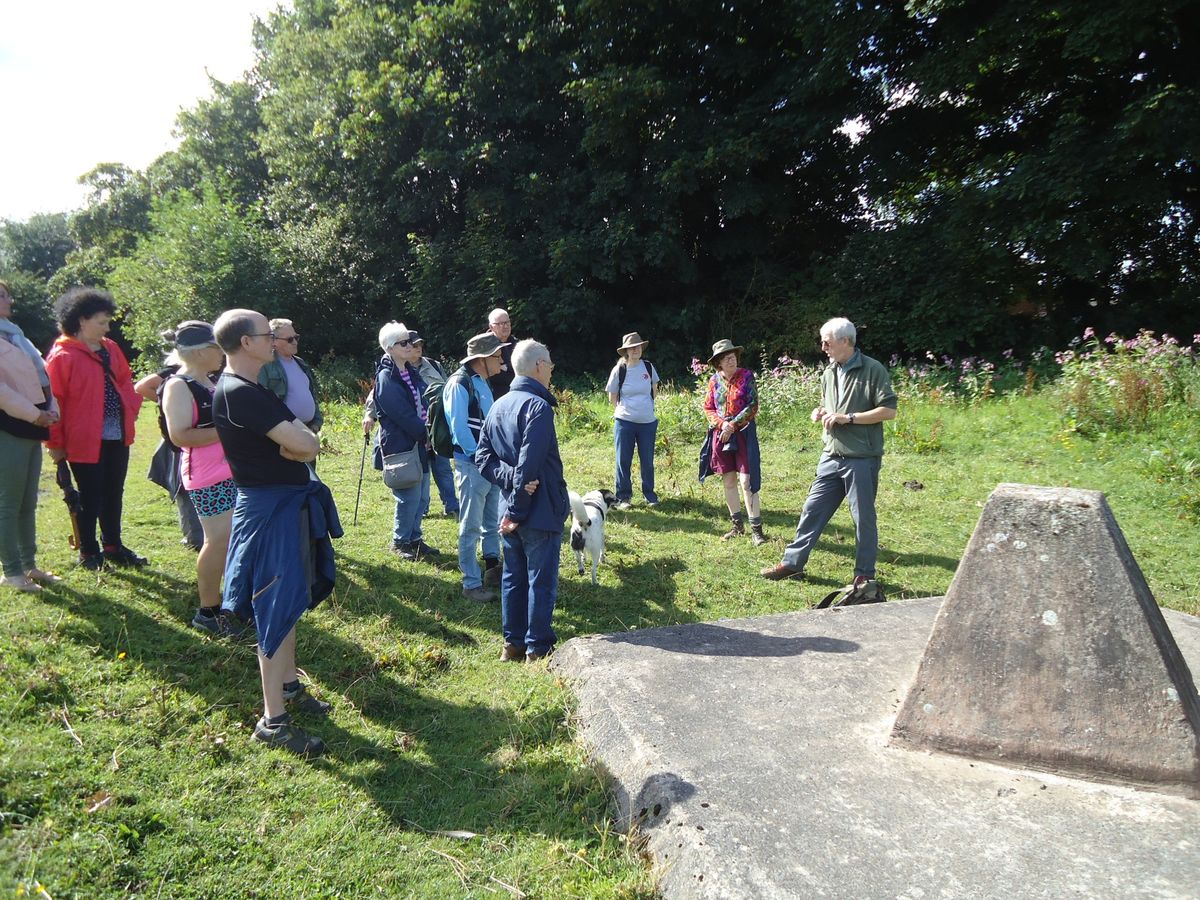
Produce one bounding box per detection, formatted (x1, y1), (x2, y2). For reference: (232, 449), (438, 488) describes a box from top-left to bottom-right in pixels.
(569, 489), (615, 584)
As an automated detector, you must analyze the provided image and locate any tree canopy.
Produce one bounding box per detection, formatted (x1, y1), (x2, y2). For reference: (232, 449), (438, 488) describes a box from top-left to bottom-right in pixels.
(4, 0), (1195, 374)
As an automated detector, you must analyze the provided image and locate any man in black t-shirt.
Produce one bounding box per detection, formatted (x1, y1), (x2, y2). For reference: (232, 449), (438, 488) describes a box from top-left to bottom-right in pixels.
(213, 308), (329, 758)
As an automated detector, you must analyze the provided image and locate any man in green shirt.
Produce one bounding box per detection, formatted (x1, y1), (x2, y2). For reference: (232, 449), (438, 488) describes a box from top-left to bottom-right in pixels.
(762, 317), (898, 586)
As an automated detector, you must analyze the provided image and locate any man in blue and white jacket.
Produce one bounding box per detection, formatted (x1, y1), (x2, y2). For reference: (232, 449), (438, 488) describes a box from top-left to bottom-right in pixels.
(445, 332), (508, 602)
(475, 339), (570, 663)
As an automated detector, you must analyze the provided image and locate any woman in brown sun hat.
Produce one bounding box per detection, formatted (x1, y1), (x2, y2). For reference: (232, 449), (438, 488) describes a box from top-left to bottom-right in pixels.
(605, 332), (660, 509)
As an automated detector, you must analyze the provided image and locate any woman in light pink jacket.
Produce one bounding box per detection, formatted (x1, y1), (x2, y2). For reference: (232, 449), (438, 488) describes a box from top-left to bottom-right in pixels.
(0, 280), (60, 593)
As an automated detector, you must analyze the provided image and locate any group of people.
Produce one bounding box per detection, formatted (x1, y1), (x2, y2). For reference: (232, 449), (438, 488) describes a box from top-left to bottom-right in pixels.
(1, 283), (898, 756)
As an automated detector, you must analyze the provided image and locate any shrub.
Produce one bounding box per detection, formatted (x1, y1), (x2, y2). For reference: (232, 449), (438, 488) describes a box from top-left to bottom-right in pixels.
(1057, 329), (1199, 433)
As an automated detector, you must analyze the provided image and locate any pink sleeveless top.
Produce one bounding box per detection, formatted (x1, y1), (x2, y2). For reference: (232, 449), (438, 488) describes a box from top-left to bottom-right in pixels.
(180, 380), (233, 491)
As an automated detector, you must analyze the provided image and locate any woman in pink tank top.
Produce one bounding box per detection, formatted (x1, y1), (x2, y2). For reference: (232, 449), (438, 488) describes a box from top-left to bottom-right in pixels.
(161, 321), (238, 635)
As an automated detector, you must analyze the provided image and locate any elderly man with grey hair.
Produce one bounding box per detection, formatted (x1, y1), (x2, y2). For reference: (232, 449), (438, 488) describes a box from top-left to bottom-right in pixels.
(761, 317), (897, 589)
(486, 307), (516, 399)
(475, 339), (570, 663)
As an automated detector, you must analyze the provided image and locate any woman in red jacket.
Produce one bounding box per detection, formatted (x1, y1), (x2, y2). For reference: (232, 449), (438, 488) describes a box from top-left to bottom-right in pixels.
(45, 288), (146, 570)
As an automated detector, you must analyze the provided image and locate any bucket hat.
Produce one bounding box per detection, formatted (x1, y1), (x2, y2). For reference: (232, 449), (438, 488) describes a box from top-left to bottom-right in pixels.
(460, 332), (509, 365)
(707, 338), (744, 366)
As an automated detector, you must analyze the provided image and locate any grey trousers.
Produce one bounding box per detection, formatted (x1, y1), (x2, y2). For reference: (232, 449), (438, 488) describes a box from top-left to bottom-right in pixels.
(781, 453), (882, 578)
(0, 430), (42, 576)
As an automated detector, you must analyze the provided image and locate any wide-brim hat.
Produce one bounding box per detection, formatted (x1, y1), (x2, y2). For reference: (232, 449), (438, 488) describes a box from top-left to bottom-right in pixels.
(617, 332), (649, 355)
(708, 338), (744, 366)
(460, 331), (509, 365)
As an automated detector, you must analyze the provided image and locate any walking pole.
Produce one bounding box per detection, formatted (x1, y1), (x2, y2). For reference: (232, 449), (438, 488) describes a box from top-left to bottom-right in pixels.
(353, 432), (369, 526)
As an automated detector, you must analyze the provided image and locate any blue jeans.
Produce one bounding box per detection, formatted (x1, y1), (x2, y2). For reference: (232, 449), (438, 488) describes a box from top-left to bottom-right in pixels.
(391, 469), (429, 547)
(501, 526), (563, 654)
(613, 417), (658, 503)
(454, 454), (501, 589)
(424, 454), (459, 516)
(782, 453), (882, 578)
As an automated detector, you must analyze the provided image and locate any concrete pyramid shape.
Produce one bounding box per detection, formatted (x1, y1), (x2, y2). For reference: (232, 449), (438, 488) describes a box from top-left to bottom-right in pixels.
(892, 483), (1200, 797)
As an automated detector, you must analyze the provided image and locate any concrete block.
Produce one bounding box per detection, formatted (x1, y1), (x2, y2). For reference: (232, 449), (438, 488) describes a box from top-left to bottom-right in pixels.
(891, 484), (1200, 796)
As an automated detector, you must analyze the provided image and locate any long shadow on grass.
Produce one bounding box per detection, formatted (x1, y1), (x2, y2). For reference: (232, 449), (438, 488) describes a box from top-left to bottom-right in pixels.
(38, 578), (608, 837)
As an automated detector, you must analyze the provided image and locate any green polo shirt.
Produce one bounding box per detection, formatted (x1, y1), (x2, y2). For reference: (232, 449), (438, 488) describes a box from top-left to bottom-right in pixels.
(820, 349), (897, 458)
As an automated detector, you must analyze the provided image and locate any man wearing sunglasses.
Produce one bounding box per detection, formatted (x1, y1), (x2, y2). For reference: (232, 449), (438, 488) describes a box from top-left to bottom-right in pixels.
(258, 318), (323, 434)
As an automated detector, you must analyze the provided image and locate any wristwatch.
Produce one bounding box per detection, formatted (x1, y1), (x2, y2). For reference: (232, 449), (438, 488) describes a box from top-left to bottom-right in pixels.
(848, 413), (857, 424)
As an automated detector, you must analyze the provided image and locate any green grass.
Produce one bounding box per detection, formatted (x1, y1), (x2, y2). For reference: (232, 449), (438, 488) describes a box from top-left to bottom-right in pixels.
(4, 391), (1199, 897)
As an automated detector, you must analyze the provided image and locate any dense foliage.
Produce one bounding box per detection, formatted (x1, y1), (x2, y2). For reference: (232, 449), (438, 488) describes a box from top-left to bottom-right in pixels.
(1, 0), (1196, 372)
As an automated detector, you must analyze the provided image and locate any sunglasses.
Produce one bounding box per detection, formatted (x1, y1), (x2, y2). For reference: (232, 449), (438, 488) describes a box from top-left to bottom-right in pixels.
(276, 335), (300, 344)
(391, 339), (412, 348)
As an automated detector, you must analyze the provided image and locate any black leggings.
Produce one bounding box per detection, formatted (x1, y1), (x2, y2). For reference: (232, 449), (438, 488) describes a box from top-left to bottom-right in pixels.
(70, 440), (130, 555)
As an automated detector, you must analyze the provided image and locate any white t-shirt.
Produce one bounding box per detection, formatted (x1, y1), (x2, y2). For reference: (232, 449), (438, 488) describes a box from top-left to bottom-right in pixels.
(605, 360), (659, 424)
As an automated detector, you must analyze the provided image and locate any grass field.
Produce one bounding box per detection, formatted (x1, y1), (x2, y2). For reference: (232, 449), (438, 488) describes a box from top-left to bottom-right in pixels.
(3, 388), (1198, 898)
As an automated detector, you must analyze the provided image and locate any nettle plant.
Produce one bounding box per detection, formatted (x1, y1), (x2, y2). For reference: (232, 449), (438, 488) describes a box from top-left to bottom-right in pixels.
(1057, 329), (1199, 433)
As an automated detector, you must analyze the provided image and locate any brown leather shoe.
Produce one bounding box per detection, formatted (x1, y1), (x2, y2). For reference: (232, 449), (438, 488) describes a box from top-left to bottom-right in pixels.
(760, 563), (803, 581)
(499, 643), (526, 662)
(525, 650), (550, 663)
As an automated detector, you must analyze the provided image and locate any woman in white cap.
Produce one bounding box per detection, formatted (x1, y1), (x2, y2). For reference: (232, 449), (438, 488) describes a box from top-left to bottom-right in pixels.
(701, 339), (766, 544)
(372, 321), (439, 561)
(605, 332), (660, 509)
(161, 321), (241, 635)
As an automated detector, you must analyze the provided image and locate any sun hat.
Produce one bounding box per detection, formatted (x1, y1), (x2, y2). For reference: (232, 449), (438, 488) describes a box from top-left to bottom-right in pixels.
(708, 338), (744, 366)
(173, 321), (218, 350)
(378, 321), (410, 351)
(460, 332), (509, 365)
(617, 332), (649, 356)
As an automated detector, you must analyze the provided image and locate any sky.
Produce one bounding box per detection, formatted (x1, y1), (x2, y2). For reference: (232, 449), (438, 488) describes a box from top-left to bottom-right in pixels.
(0, 1), (288, 222)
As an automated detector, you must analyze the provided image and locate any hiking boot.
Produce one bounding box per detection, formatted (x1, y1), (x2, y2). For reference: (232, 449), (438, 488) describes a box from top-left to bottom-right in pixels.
(721, 518), (745, 541)
(79, 552), (105, 571)
(462, 585), (497, 603)
(252, 714), (325, 757)
(392, 542), (418, 561)
(283, 682), (333, 717)
(499, 643), (526, 662)
(751, 524), (768, 546)
(410, 540), (441, 558)
(103, 546), (148, 568)
(525, 649), (551, 663)
(483, 558), (502, 587)
(760, 563), (803, 581)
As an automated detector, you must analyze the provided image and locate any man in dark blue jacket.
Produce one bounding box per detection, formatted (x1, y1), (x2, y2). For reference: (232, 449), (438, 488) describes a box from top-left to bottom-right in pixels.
(475, 339), (569, 662)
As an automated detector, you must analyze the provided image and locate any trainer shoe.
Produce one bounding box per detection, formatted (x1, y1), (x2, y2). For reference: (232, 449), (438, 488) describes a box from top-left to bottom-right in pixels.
(283, 682), (333, 717)
(462, 585), (497, 603)
(79, 553), (105, 571)
(252, 714), (325, 757)
(26, 568), (62, 585)
(614, 500), (632, 511)
(760, 563), (804, 581)
(190, 608), (250, 639)
(392, 542), (418, 561)
(103, 546), (148, 568)
(1, 575), (42, 593)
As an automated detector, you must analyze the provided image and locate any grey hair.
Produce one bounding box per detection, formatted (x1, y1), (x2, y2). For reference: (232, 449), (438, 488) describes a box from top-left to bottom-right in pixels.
(269, 317), (294, 331)
(511, 338), (550, 376)
(488, 307), (510, 325)
(820, 317), (856, 345)
(214, 309), (262, 354)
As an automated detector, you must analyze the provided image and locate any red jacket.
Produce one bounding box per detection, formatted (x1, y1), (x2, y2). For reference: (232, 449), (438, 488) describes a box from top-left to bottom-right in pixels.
(45, 335), (142, 463)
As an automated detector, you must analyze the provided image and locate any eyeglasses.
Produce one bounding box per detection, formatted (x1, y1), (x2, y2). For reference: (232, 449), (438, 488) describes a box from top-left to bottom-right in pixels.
(538, 359), (555, 370)
(249, 332), (275, 340)
(276, 335), (299, 344)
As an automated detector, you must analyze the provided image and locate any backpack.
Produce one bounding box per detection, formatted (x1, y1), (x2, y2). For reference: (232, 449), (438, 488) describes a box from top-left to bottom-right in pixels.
(816, 579), (887, 609)
(156, 374), (217, 454)
(617, 359), (657, 400)
(426, 368), (480, 458)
